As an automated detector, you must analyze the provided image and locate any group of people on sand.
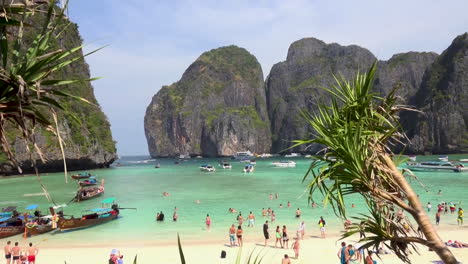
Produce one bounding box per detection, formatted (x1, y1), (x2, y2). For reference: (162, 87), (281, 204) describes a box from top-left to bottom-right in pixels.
(337, 241), (379, 264)
(4, 241), (39, 264)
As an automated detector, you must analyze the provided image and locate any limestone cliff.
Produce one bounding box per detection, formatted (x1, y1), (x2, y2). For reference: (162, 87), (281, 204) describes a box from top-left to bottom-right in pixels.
(0, 18), (117, 175)
(144, 46), (271, 157)
(404, 33), (468, 153)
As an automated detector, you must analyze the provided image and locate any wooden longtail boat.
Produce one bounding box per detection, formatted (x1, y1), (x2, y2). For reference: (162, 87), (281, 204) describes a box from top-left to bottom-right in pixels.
(71, 172), (93, 180)
(50, 197), (119, 231)
(75, 180), (105, 202)
(78, 177), (98, 187)
(23, 205), (54, 237)
(0, 219), (24, 238)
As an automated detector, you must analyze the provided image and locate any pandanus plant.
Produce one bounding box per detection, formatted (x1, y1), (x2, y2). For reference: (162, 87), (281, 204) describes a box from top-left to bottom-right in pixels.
(293, 63), (458, 263)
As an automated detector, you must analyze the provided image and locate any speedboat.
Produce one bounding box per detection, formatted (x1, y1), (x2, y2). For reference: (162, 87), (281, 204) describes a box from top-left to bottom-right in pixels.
(233, 151), (254, 160)
(460, 159), (468, 163)
(259, 153), (272, 158)
(221, 162), (232, 169)
(239, 158), (252, 163)
(438, 155), (449, 162)
(284, 153), (301, 158)
(407, 161), (467, 172)
(406, 155), (417, 161)
(200, 165), (215, 172)
(271, 161), (296, 167)
(243, 164), (254, 173)
(249, 160), (256, 165)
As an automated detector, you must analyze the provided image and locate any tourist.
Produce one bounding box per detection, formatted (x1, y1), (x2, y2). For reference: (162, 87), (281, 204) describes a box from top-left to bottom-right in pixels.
(174, 206), (178, 212)
(269, 193), (273, 200)
(347, 244), (357, 262)
(450, 203), (456, 214)
(117, 255), (124, 264)
(195, 200), (200, 204)
(337, 241), (348, 264)
(229, 224), (236, 247)
(156, 211), (164, 221)
(354, 242), (363, 262)
(11, 242), (20, 264)
(173, 211), (178, 221)
(436, 211), (441, 225)
(261, 208), (267, 217)
(231, 208), (237, 213)
(297, 221), (305, 239)
(4, 241), (11, 264)
(282, 225), (289, 248)
(26, 243), (38, 264)
(275, 193), (279, 199)
(248, 211), (255, 227)
(237, 213), (244, 226)
(281, 254), (291, 264)
(271, 210), (276, 223)
(312, 202), (317, 208)
(109, 249), (119, 264)
(206, 214), (211, 230)
(458, 208), (464, 226)
(366, 251), (376, 264)
(275, 225), (283, 248)
(263, 220), (269, 246)
(295, 208), (301, 218)
(292, 238), (300, 259)
(444, 204), (449, 214)
(287, 201), (291, 208)
(427, 202), (432, 212)
(438, 189), (442, 195)
(236, 225), (243, 247)
(267, 207), (272, 216)
(279, 204), (283, 208)
(318, 216), (326, 238)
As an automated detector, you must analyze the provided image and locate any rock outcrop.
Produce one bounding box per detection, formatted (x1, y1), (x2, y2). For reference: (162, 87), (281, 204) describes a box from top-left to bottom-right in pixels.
(144, 46), (271, 157)
(404, 33), (468, 154)
(265, 38), (376, 153)
(0, 18), (117, 175)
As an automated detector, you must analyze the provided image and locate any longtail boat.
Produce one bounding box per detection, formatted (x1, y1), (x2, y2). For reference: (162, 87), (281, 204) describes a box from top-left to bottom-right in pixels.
(0, 219), (24, 238)
(50, 197), (120, 231)
(75, 179), (105, 202)
(71, 172), (93, 180)
(23, 205), (54, 237)
(78, 177), (98, 187)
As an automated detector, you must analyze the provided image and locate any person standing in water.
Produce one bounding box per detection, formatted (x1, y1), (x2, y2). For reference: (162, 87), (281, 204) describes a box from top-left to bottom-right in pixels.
(287, 201), (291, 208)
(173, 211), (178, 221)
(295, 208), (301, 218)
(436, 210), (441, 226)
(237, 213), (244, 226)
(427, 202), (432, 212)
(248, 212), (255, 227)
(261, 208), (267, 217)
(271, 210), (276, 223)
(205, 214), (211, 230)
(458, 208), (464, 226)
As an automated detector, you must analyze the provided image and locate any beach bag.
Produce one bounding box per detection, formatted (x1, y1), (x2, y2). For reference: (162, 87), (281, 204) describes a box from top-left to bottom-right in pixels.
(220, 250), (226, 258)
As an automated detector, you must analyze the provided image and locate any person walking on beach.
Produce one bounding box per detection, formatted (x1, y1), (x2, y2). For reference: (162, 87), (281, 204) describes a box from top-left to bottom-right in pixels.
(337, 242), (349, 264)
(458, 208), (464, 226)
(292, 238), (301, 259)
(275, 225), (283, 248)
(4, 241), (11, 264)
(436, 211), (441, 225)
(26, 243), (39, 264)
(318, 216), (326, 238)
(248, 212), (255, 227)
(11, 242), (20, 264)
(281, 254), (291, 264)
(205, 214), (211, 230)
(263, 221), (270, 246)
(298, 221), (305, 239)
(236, 225), (243, 247)
(282, 225), (289, 248)
(229, 224), (237, 247)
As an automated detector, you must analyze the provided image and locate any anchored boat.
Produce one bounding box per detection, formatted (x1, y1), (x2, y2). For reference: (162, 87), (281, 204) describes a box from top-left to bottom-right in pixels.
(75, 180), (105, 202)
(243, 164), (255, 173)
(200, 164), (215, 172)
(407, 161), (467, 172)
(271, 161), (296, 167)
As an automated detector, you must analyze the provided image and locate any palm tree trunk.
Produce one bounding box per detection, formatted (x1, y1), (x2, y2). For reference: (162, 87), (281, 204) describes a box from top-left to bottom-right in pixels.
(383, 155), (458, 264)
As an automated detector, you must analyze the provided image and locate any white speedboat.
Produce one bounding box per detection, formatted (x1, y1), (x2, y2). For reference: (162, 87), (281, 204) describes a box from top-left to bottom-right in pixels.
(438, 155), (449, 162)
(407, 161), (467, 172)
(460, 159), (468, 163)
(259, 153), (272, 158)
(234, 151), (254, 160)
(243, 164), (254, 173)
(271, 161), (296, 167)
(200, 165), (215, 172)
(406, 155), (417, 161)
(284, 153), (301, 158)
(221, 162), (232, 169)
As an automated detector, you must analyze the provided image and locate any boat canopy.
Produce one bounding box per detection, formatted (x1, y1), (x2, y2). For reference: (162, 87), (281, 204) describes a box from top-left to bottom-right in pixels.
(25, 204), (39, 210)
(89, 208), (111, 213)
(102, 197), (116, 204)
(0, 216), (11, 222)
(2, 206), (17, 212)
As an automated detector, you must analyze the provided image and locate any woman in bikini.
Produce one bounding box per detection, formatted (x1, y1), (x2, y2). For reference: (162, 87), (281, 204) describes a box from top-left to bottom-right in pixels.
(236, 226), (243, 247)
(205, 214), (211, 230)
(275, 226), (283, 248)
(282, 225), (289, 248)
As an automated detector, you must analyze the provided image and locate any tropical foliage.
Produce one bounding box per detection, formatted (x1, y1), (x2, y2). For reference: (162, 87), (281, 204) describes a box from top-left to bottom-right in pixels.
(293, 63), (458, 263)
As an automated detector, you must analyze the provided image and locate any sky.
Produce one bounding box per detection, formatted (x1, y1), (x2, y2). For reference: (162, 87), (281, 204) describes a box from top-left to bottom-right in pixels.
(67, 0), (468, 156)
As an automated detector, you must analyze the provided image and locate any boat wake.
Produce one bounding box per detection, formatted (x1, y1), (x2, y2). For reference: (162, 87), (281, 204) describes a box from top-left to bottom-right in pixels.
(23, 192), (47, 197)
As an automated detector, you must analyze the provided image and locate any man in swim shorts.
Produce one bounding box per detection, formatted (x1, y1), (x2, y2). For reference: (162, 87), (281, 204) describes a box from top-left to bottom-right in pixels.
(26, 242), (39, 264)
(4, 241), (11, 264)
(11, 242), (20, 264)
(263, 220), (270, 246)
(248, 211), (255, 227)
(229, 224), (236, 247)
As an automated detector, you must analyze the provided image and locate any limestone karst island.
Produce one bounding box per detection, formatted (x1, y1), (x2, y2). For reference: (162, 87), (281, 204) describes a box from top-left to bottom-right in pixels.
(0, 1), (467, 263)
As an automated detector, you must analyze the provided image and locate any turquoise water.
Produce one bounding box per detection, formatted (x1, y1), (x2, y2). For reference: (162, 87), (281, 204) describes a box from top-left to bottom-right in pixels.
(0, 154), (467, 246)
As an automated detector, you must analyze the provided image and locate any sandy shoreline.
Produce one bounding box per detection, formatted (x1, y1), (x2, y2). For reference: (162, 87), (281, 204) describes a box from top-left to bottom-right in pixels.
(10, 226), (467, 263)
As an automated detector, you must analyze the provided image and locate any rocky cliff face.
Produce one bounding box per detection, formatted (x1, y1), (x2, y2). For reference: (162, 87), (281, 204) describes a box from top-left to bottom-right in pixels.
(144, 46), (271, 157)
(404, 33), (468, 154)
(265, 38), (376, 153)
(0, 19), (117, 175)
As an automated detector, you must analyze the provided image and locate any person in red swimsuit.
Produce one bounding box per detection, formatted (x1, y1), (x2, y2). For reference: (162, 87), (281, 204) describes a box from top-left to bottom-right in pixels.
(26, 243), (39, 264)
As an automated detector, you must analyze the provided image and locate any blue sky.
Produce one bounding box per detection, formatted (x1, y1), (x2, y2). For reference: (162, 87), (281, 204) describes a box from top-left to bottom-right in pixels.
(68, 0), (468, 156)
